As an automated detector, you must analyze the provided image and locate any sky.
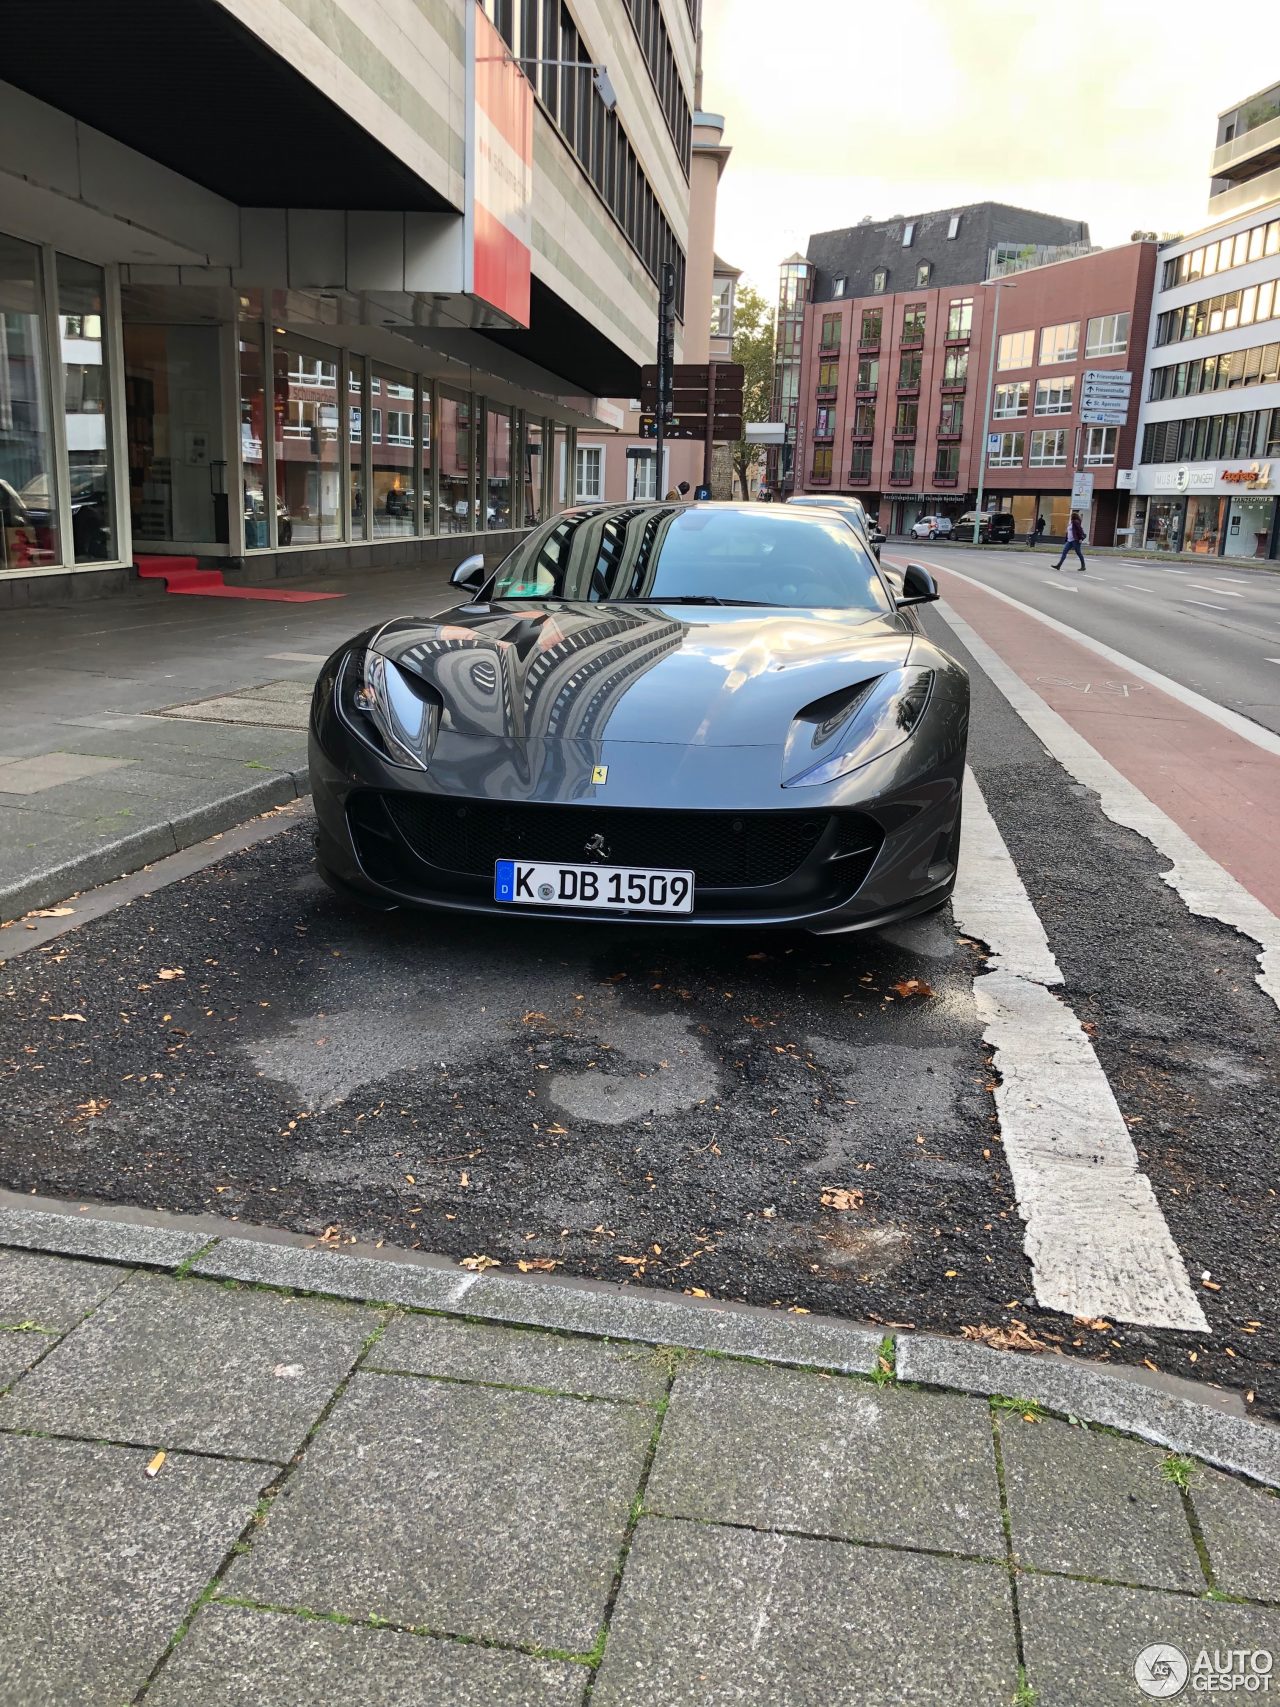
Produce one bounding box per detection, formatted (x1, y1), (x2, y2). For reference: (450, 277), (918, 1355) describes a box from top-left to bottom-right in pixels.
(700, 0), (1280, 302)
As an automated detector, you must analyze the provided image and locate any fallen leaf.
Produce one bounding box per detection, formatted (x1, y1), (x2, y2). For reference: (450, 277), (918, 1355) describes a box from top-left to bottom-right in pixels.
(157, 968), (185, 981)
(1072, 1316), (1114, 1332)
(74, 1098), (111, 1118)
(31, 906), (74, 918)
(516, 1258), (562, 1272)
(144, 1451), (166, 1478)
(50, 1013), (86, 1023)
(545, 1123), (568, 1136)
(821, 1187), (865, 1211)
(891, 978), (934, 1000)
(459, 1169), (470, 1188)
(686, 1287), (711, 1297)
(458, 1253), (500, 1272)
(962, 1320), (1049, 1353)
(1202, 1279), (1222, 1291)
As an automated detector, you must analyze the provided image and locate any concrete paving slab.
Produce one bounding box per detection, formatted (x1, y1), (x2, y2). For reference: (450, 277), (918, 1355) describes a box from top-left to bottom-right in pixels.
(0, 1328), (56, 1386)
(0, 1271), (376, 1460)
(192, 1236), (472, 1310)
(369, 1314), (671, 1403)
(1190, 1467), (1280, 1601)
(148, 1604), (586, 1706)
(0, 1246), (129, 1329)
(463, 1273), (883, 1374)
(644, 1359), (1005, 1557)
(0, 1433), (268, 1707)
(0, 1205), (205, 1266)
(1019, 1574), (1280, 1705)
(592, 1518), (1019, 1707)
(0, 751), (133, 793)
(999, 1413), (1203, 1591)
(897, 1333), (1280, 1487)
(227, 1371), (652, 1650)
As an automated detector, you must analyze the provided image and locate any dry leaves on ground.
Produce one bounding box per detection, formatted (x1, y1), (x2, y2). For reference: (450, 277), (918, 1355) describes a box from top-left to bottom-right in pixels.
(516, 1258), (562, 1273)
(458, 1253), (500, 1272)
(157, 968), (185, 981)
(49, 1013), (86, 1023)
(31, 907), (74, 919)
(891, 978), (934, 1000)
(821, 1187), (865, 1211)
(74, 1098), (111, 1118)
(962, 1320), (1050, 1353)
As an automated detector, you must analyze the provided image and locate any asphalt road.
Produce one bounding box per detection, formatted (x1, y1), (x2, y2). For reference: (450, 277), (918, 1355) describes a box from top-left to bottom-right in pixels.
(890, 542), (1280, 735)
(2, 592), (1276, 1413)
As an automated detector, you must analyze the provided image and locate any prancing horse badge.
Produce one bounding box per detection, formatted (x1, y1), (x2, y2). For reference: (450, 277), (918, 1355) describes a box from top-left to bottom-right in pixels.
(591, 765), (609, 785)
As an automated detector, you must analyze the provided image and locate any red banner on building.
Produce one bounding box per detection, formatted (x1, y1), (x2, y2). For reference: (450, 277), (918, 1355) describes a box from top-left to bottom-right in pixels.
(466, 8), (533, 328)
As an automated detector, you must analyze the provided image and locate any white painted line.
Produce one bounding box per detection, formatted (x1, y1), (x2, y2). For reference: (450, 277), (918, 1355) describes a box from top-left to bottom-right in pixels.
(1189, 585), (1243, 598)
(917, 560), (1280, 758)
(1183, 600), (1229, 611)
(940, 602), (1280, 1014)
(266, 652), (328, 664)
(955, 771), (1207, 1331)
(1267, 658), (1280, 666)
(1122, 584), (1149, 592)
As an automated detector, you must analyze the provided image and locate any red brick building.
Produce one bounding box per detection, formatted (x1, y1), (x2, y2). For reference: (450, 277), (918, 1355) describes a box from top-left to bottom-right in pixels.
(795, 240), (1159, 544)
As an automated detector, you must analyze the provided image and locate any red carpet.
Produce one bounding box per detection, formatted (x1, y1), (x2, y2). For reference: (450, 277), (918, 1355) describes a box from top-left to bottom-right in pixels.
(135, 557), (344, 602)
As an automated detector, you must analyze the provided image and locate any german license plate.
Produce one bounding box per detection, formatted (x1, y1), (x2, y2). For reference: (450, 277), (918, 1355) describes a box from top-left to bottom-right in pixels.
(494, 859), (695, 914)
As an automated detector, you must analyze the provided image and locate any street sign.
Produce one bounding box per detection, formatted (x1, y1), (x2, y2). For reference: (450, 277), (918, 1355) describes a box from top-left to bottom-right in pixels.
(1082, 369), (1132, 386)
(987, 433), (1001, 454)
(1080, 409), (1128, 426)
(639, 412), (744, 441)
(1071, 471), (1095, 508)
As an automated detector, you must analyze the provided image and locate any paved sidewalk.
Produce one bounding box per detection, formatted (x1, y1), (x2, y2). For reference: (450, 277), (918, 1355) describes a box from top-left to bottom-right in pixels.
(0, 559), (457, 919)
(3, 1202), (1280, 1705)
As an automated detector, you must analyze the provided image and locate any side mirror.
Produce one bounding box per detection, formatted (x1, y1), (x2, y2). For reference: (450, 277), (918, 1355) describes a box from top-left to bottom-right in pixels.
(896, 563), (939, 607)
(451, 553), (486, 594)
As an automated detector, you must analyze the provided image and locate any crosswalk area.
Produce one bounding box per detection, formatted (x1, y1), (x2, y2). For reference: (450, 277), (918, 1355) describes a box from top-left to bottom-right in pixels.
(1, 566), (1278, 1414)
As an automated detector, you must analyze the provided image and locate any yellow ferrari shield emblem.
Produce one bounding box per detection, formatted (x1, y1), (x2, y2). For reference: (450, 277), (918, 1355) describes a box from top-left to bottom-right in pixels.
(592, 764), (609, 785)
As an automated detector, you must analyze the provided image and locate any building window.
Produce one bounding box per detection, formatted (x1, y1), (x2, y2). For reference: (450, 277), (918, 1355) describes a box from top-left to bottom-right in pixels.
(997, 330), (1035, 369)
(1163, 215), (1280, 290)
(1149, 342), (1280, 401)
(820, 312), (842, 352)
(947, 214), (961, 239)
(902, 223), (915, 247)
(485, 404), (512, 529)
(853, 401), (876, 436)
(710, 276), (734, 339)
(1034, 376), (1075, 416)
(872, 268), (888, 293)
(1155, 277), (1279, 348)
(811, 445), (833, 479)
(916, 262), (931, 287)
(898, 352), (922, 388)
(1085, 312), (1130, 358)
(935, 444), (960, 479)
(989, 431), (1024, 467)
(947, 297), (973, 339)
(860, 308), (882, 344)
(372, 366), (417, 540)
(1039, 321), (1080, 364)
(819, 360), (841, 391)
(439, 390), (474, 530)
(814, 406), (835, 439)
(992, 381), (1028, 418)
(833, 275), (847, 298)
(855, 358), (877, 390)
(943, 348), (969, 384)
(938, 398), (964, 435)
(891, 445), (915, 479)
(1083, 426), (1117, 466)
(57, 253), (116, 563)
(1029, 428), (1068, 467)
(895, 401), (918, 436)
(0, 235), (59, 568)
(902, 304), (926, 342)
(574, 444), (603, 501)
(850, 446), (872, 481)
(629, 451), (657, 500)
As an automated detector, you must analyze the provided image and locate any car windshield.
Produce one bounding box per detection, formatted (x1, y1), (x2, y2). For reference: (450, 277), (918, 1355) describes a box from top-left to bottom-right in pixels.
(488, 505), (892, 613)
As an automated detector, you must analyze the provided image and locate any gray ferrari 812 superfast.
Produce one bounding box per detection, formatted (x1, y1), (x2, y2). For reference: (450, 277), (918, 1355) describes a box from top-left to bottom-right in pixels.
(308, 502), (968, 933)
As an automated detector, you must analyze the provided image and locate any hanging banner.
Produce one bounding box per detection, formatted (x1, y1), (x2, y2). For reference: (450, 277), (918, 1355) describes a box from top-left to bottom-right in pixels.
(465, 8), (534, 328)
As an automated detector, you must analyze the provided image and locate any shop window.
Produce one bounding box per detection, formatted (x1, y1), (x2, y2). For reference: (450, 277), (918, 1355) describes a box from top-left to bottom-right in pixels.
(1, 234), (58, 568)
(371, 365), (416, 540)
(420, 379), (435, 536)
(440, 391), (474, 531)
(239, 326), (268, 550)
(348, 360), (367, 540)
(486, 405), (513, 528)
(274, 341), (340, 545)
(524, 418), (544, 524)
(56, 255), (116, 564)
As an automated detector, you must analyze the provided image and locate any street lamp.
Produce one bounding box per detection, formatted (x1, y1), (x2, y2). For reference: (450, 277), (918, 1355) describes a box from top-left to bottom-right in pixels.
(973, 278), (1016, 545)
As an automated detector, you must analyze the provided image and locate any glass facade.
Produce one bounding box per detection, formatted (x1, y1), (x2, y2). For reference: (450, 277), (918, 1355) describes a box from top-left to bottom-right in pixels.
(485, 404), (512, 528)
(0, 233), (59, 569)
(371, 365), (416, 540)
(439, 390), (473, 533)
(56, 255), (116, 562)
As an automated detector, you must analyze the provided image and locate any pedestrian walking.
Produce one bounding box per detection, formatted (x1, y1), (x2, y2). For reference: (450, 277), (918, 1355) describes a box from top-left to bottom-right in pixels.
(1027, 513), (1046, 548)
(1053, 510), (1087, 572)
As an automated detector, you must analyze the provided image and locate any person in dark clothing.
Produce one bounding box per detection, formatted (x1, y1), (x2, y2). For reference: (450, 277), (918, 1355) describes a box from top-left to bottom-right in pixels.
(1027, 513), (1046, 548)
(1053, 510), (1087, 572)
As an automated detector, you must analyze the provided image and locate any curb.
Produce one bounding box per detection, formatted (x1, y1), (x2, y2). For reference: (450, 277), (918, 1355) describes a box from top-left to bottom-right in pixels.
(2, 1191), (1277, 1487)
(0, 770), (309, 922)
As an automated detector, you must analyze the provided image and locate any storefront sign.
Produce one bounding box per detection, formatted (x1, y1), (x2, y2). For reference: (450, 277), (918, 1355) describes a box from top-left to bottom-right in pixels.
(465, 7), (534, 328)
(1221, 462), (1271, 488)
(1151, 465), (1215, 492)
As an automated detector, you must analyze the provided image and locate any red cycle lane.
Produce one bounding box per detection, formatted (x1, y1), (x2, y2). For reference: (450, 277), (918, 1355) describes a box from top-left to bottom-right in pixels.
(896, 557), (1280, 919)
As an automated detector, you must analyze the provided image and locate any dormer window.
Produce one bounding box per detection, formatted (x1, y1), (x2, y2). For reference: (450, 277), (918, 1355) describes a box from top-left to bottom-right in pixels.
(916, 262), (931, 286)
(902, 222), (915, 247)
(947, 214), (961, 239)
(833, 275), (847, 298)
(873, 268), (888, 292)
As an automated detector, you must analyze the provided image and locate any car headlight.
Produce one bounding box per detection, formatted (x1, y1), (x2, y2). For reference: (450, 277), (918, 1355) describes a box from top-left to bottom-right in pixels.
(337, 649), (440, 770)
(784, 667), (934, 787)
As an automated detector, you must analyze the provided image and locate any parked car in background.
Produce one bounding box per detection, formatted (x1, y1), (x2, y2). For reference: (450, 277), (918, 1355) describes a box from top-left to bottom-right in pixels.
(785, 494), (881, 559)
(910, 515), (953, 540)
(955, 509), (1015, 545)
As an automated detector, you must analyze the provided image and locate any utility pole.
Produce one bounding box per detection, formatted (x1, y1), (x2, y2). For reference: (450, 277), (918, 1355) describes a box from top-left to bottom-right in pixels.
(973, 278), (1014, 544)
(656, 261), (675, 496)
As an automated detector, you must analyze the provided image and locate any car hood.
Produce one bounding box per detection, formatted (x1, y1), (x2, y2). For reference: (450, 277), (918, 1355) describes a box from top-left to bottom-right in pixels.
(369, 601), (914, 748)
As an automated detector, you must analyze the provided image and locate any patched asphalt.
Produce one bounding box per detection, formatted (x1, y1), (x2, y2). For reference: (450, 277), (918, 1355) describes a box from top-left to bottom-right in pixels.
(0, 607), (1276, 1414)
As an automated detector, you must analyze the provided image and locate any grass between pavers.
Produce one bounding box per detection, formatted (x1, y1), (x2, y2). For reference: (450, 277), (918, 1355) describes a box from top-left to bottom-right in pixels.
(990, 1404), (1034, 1707)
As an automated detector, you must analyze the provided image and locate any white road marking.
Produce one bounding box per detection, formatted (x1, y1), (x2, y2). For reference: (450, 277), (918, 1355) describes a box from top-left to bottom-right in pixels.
(918, 561), (1280, 758)
(1189, 585), (1243, 598)
(955, 771), (1207, 1330)
(939, 602), (1280, 1014)
(1122, 584), (1149, 592)
(1267, 658), (1280, 666)
(1183, 599), (1229, 611)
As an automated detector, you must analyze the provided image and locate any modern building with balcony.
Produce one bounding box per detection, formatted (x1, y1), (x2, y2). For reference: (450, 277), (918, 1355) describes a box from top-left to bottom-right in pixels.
(0, 0), (703, 601)
(1210, 83), (1280, 226)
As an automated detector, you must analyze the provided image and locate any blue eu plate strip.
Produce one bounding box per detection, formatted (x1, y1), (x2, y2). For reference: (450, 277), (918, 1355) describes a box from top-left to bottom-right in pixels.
(494, 859), (516, 901)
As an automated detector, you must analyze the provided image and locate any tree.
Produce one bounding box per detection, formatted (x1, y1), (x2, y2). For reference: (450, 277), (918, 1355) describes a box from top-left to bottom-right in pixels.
(730, 282), (776, 500)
